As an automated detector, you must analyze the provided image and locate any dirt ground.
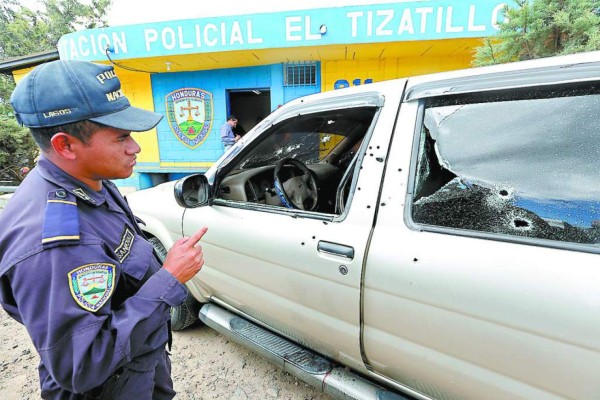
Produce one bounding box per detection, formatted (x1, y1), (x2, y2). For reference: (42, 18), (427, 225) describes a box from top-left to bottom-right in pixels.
(0, 310), (331, 399)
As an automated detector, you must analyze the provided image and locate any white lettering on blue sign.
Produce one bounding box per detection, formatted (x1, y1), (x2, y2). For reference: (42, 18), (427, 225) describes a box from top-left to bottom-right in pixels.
(143, 21), (264, 52)
(286, 17), (302, 41)
(347, 4), (504, 37)
(57, 2), (506, 61)
(62, 31), (127, 59)
(376, 10), (394, 36)
(416, 8), (433, 34)
(398, 9), (414, 34)
(285, 16), (322, 42)
(469, 6), (486, 31)
(491, 4), (505, 30)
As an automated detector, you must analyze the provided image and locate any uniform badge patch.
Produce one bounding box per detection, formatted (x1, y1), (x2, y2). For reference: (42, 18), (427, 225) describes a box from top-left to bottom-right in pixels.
(68, 263), (116, 312)
(115, 225), (135, 263)
(73, 188), (95, 204)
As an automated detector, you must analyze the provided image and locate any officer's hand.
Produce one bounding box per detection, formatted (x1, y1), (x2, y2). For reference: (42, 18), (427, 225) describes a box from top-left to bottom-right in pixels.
(162, 227), (208, 283)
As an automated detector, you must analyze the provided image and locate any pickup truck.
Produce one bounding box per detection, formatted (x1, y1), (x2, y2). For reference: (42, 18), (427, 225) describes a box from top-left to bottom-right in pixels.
(126, 51), (600, 400)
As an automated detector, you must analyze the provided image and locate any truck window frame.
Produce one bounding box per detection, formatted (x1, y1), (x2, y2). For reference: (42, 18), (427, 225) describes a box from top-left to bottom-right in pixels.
(404, 82), (600, 255)
(211, 94), (384, 222)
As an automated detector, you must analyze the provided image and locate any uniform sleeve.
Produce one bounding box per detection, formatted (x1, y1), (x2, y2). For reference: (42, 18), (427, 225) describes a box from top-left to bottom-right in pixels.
(7, 242), (187, 394)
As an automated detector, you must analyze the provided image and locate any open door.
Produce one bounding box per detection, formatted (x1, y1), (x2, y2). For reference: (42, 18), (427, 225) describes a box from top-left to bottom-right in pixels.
(227, 89), (271, 136)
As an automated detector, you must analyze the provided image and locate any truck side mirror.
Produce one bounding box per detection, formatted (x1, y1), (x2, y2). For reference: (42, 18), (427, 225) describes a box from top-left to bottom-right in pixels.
(174, 174), (211, 208)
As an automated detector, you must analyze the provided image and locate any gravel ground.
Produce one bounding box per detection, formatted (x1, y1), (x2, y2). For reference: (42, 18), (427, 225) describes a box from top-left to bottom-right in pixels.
(0, 310), (331, 399)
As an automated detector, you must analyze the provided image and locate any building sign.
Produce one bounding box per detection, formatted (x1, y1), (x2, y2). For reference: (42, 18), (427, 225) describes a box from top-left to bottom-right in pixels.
(165, 88), (213, 149)
(58, 1), (507, 61)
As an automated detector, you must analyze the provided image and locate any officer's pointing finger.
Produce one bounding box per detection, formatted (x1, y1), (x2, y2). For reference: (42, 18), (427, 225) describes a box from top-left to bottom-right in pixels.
(187, 227), (208, 247)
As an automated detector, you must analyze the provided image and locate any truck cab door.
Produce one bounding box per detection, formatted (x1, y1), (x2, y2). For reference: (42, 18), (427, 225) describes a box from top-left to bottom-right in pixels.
(181, 86), (404, 372)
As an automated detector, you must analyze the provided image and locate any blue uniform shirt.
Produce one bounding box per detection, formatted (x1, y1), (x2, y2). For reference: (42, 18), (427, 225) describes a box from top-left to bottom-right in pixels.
(0, 156), (187, 399)
(220, 122), (235, 147)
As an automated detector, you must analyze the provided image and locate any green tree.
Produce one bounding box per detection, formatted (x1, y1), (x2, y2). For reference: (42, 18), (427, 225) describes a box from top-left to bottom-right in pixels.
(0, 0), (111, 183)
(0, 0), (111, 59)
(0, 117), (37, 183)
(473, 0), (600, 66)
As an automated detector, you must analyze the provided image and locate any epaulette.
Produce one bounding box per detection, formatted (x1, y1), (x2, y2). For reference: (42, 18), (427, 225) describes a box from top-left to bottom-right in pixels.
(41, 189), (80, 246)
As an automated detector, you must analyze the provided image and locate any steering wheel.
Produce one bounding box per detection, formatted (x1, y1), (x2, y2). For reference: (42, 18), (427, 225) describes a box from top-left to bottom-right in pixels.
(273, 158), (319, 211)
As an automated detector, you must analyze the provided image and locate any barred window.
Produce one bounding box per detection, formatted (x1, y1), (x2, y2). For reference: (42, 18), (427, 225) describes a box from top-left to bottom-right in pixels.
(284, 63), (317, 87)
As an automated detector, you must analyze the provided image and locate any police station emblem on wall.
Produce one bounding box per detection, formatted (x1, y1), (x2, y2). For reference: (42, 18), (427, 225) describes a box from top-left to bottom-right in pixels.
(166, 88), (213, 149)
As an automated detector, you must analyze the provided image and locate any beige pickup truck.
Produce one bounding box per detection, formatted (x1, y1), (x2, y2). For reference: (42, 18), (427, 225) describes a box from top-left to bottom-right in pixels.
(127, 51), (600, 400)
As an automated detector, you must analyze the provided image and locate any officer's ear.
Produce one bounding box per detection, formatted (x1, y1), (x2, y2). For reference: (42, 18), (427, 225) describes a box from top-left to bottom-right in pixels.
(50, 132), (78, 160)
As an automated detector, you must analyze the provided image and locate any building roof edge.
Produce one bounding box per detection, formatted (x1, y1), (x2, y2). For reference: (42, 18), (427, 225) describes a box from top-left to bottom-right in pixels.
(0, 50), (60, 74)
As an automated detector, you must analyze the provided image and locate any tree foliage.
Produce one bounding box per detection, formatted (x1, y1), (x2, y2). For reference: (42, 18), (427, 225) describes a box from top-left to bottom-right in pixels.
(0, 0), (111, 59)
(0, 0), (111, 182)
(473, 0), (600, 66)
(0, 117), (37, 183)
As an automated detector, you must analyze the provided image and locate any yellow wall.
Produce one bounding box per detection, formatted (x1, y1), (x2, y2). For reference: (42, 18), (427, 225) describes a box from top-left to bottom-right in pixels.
(115, 70), (160, 164)
(12, 67), (34, 84)
(322, 54), (473, 92)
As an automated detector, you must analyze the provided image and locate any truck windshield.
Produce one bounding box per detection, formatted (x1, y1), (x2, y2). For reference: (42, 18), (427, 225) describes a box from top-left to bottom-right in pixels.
(236, 107), (375, 169)
(412, 85), (600, 245)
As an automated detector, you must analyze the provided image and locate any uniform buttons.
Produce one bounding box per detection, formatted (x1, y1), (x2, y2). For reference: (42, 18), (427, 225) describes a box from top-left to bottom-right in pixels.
(56, 190), (67, 198)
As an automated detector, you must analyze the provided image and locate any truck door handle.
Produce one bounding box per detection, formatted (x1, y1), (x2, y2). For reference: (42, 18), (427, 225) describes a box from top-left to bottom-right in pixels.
(317, 241), (354, 259)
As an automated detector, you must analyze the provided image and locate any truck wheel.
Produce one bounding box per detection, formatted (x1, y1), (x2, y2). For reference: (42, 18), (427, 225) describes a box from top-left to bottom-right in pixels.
(147, 236), (202, 331)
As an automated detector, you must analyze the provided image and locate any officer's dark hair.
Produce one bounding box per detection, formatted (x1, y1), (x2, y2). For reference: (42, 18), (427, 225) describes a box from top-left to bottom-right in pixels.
(227, 114), (237, 121)
(29, 120), (106, 151)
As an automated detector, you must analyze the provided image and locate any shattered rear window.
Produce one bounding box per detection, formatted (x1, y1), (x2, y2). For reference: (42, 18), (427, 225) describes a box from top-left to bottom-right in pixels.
(412, 85), (600, 246)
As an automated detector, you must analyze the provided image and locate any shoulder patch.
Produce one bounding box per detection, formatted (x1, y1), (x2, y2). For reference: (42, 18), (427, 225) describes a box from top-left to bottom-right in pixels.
(115, 225), (135, 263)
(42, 190), (80, 245)
(68, 263), (116, 312)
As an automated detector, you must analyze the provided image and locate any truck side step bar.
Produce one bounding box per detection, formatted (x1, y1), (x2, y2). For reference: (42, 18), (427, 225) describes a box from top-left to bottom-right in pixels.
(199, 303), (411, 400)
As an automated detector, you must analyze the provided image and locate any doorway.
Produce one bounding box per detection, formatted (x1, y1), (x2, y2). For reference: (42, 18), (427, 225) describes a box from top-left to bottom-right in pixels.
(227, 89), (271, 136)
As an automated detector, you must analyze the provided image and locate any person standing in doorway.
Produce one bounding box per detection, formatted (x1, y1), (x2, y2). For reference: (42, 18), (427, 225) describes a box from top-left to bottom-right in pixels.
(220, 114), (240, 151)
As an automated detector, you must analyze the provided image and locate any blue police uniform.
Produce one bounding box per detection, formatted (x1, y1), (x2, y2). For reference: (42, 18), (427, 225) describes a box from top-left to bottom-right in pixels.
(0, 156), (187, 399)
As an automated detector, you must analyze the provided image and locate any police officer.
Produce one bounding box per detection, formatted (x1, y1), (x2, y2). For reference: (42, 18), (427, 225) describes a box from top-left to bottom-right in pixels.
(0, 60), (208, 399)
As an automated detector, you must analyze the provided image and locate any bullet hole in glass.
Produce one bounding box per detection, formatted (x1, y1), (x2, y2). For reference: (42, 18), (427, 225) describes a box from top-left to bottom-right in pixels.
(301, 242), (305, 245)
(499, 189), (509, 197)
(413, 258), (418, 262)
(513, 219), (530, 229)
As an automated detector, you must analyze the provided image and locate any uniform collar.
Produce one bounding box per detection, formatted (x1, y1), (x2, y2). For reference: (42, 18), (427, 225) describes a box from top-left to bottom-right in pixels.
(37, 155), (107, 207)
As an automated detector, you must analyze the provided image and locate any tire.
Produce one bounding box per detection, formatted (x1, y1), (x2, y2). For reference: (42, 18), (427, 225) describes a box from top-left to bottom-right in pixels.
(147, 236), (202, 331)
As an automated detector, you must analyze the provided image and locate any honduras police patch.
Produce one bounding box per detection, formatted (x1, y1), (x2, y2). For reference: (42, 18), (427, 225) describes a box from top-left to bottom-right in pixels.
(68, 263), (116, 312)
(165, 88), (213, 149)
